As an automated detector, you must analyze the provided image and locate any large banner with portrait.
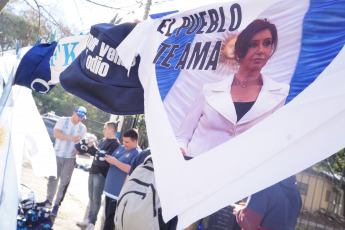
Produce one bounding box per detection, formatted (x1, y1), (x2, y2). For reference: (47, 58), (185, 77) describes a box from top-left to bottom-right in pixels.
(116, 0), (345, 228)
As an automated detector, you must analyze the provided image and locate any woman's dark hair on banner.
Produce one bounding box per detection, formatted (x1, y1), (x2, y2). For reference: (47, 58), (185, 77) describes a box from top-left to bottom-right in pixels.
(235, 18), (278, 60)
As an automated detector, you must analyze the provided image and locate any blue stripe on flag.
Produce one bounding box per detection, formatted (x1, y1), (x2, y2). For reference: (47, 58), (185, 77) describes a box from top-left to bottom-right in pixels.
(61, 118), (71, 158)
(155, 28), (196, 101)
(150, 11), (179, 19)
(63, 122), (75, 158)
(287, 0), (345, 104)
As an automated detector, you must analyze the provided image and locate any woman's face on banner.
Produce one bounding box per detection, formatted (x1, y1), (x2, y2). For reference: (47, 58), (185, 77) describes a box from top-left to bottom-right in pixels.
(240, 28), (273, 72)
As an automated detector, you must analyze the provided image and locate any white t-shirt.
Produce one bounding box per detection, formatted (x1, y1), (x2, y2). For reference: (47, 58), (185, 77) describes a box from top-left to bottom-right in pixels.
(54, 117), (86, 158)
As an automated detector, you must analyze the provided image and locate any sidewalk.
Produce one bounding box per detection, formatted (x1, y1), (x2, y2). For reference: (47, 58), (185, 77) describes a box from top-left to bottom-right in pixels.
(21, 154), (105, 230)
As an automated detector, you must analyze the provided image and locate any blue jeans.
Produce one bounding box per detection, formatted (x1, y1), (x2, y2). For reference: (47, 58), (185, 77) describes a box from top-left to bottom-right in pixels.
(88, 173), (106, 224)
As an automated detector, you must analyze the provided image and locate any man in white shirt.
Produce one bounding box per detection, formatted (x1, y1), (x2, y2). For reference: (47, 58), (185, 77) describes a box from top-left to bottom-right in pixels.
(38, 106), (87, 216)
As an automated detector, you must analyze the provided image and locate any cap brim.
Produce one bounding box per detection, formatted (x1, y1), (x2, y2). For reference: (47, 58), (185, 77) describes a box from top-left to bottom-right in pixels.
(77, 114), (86, 119)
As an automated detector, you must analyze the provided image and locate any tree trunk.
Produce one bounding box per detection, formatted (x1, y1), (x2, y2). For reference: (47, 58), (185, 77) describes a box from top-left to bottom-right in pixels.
(0, 0), (9, 14)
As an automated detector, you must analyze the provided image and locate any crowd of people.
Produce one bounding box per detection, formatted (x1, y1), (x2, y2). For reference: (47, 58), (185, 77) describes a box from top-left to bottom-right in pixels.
(36, 18), (302, 230)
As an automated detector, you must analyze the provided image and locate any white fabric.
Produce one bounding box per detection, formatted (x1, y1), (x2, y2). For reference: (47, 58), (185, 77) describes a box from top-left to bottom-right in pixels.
(0, 53), (16, 84)
(116, 0), (345, 228)
(0, 86), (57, 229)
(50, 34), (88, 84)
(176, 74), (289, 157)
(0, 47), (56, 229)
(0, 47), (31, 85)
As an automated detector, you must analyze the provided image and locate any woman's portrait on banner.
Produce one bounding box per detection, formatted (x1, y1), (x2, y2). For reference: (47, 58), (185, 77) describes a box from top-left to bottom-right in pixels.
(162, 18), (290, 158)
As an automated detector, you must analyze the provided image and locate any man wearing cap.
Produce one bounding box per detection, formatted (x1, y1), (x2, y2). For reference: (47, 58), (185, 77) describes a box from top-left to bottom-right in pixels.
(38, 106), (87, 216)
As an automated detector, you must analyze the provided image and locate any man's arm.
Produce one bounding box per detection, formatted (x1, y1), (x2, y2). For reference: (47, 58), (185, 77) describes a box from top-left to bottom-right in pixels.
(231, 204), (263, 230)
(54, 129), (80, 142)
(87, 140), (99, 156)
(104, 155), (131, 173)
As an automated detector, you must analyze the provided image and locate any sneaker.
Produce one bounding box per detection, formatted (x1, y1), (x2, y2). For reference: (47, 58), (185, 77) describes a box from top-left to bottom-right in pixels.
(85, 223), (95, 230)
(76, 218), (89, 227)
(50, 205), (59, 216)
(36, 200), (52, 208)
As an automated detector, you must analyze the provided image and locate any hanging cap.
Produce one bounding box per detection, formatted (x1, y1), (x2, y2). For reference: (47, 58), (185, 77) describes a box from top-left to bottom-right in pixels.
(14, 42), (58, 94)
(60, 23), (144, 115)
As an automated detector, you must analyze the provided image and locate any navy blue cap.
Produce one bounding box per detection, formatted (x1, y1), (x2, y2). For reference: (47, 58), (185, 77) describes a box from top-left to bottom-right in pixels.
(60, 23), (144, 115)
(14, 42), (57, 94)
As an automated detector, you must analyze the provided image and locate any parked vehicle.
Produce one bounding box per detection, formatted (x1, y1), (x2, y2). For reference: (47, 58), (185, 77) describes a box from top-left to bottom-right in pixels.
(42, 113), (59, 145)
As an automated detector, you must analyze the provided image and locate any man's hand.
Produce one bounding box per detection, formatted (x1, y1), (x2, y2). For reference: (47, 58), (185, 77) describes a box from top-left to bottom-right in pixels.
(180, 147), (187, 156)
(73, 150), (79, 156)
(88, 140), (94, 147)
(105, 155), (117, 165)
(230, 202), (246, 216)
(70, 136), (81, 142)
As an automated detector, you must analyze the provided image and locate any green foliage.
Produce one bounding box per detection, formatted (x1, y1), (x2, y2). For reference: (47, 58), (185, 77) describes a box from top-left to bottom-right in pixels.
(33, 84), (111, 139)
(137, 115), (148, 149)
(0, 10), (43, 49)
(118, 115), (148, 150)
(0, 5), (73, 51)
(314, 149), (345, 177)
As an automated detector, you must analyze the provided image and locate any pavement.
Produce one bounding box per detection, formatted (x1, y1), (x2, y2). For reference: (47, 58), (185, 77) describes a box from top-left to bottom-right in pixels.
(21, 153), (105, 230)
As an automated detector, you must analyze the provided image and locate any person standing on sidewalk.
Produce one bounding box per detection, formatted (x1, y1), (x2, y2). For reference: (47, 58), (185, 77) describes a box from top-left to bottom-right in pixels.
(77, 121), (120, 230)
(102, 128), (141, 230)
(37, 106), (87, 216)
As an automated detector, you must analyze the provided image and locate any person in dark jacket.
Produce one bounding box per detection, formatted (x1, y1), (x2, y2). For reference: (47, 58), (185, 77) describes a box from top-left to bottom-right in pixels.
(77, 122), (120, 230)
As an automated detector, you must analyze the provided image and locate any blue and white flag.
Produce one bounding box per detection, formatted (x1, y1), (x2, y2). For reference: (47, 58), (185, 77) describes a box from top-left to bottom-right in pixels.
(11, 33), (88, 94)
(50, 33), (89, 84)
(117, 0), (345, 228)
(0, 49), (56, 229)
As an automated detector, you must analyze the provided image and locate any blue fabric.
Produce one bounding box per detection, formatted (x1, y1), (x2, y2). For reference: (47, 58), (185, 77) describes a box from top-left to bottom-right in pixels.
(150, 10), (179, 19)
(247, 176), (302, 230)
(155, 27), (196, 101)
(197, 220), (204, 230)
(103, 146), (140, 198)
(60, 23), (144, 115)
(286, 0), (345, 103)
(88, 173), (106, 224)
(128, 149), (150, 175)
(14, 42), (57, 94)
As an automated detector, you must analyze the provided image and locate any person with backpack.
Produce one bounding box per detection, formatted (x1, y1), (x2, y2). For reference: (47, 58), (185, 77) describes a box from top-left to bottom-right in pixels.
(103, 128), (141, 230)
(115, 149), (178, 230)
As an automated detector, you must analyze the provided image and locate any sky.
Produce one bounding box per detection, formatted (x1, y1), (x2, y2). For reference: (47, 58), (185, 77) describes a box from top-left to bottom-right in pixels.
(8, 0), (218, 36)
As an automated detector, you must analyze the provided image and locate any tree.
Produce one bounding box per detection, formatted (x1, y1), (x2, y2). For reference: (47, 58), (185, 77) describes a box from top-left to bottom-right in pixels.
(0, 10), (48, 50)
(0, 1), (74, 51)
(314, 149), (345, 216)
(0, 0), (9, 14)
